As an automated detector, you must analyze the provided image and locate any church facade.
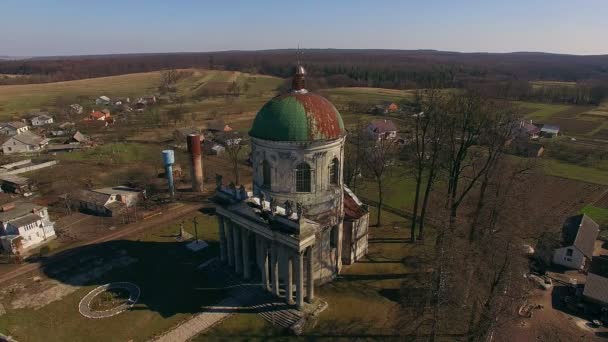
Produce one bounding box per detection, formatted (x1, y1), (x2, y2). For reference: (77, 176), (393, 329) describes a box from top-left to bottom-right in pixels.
(213, 66), (369, 309)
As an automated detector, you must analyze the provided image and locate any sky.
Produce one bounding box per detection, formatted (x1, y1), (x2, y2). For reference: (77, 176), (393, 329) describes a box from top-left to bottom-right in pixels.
(1, 0), (606, 56)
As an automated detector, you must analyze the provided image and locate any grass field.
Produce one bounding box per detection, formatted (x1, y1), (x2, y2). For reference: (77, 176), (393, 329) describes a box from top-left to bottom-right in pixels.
(0, 69), (283, 120)
(0, 72), (161, 118)
(319, 87), (414, 108)
(542, 159), (608, 185)
(580, 205), (608, 227)
(514, 101), (571, 121)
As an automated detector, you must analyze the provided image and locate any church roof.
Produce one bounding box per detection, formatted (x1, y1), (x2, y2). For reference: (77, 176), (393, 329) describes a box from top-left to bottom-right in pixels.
(249, 65), (344, 142)
(249, 92), (344, 142)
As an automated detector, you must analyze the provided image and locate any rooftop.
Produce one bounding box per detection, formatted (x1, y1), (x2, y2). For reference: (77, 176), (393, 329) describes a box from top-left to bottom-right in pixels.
(0, 202), (44, 222)
(562, 214), (599, 258)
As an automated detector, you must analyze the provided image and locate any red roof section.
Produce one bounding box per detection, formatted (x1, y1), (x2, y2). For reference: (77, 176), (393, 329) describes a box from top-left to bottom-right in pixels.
(344, 189), (366, 220)
(291, 92), (344, 140)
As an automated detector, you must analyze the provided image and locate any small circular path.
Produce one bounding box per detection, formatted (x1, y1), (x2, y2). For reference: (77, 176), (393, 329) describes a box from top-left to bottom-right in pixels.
(79, 282), (140, 319)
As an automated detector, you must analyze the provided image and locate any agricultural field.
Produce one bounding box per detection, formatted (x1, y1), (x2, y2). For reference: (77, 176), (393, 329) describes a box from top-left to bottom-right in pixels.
(319, 87), (414, 108)
(515, 101), (608, 138)
(0, 69), (283, 120)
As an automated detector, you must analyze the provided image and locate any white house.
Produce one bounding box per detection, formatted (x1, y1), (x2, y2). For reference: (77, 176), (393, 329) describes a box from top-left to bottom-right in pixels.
(95, 96), (111, 105)
(30, 114), (54, 127)
(553, 214), (599, 270)
(0, 202), (56, 252)
(2, 132), (49, 155)
(0, 122), (29, 136)
(71, 186), (142, 217)
(583, 255), (608, 305)
(367, 119), (398, 141)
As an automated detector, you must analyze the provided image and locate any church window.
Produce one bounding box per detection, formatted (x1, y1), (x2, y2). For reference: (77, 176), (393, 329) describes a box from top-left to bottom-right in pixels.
(330, 158), (339, 185)
(262, 160), (271, 189)
(295, 162), (311, 192)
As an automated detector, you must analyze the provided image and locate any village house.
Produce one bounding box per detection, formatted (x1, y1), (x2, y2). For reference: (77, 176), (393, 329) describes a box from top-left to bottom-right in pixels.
(2, 131), (49, 155)
(95, 96), (111, 105)
(0, 202), (56, 253)
(71, 186), (142, 217)
(0, 175), (35, 196)
(174, 127), (202, 145)
(205, 119), (233, 133)
(67, 131), (90, 144)
(30, 113), (54, 127)
(540, 124), (560, 138)
(203, 139), (225, 156)
(583, 255), (608, 305)
(69, 104), (83, 115)
(0, 121), (29, 136)
(134, 102), (147, 112)
(367, 119), (398, 140)
(516, 119), (541, 140)
(113, 97), (130, 106)
(136, 95), (156, 105)
(370, 102), (399, 115)
(89, 110), (111, 121)
(553, 214), (599, 270)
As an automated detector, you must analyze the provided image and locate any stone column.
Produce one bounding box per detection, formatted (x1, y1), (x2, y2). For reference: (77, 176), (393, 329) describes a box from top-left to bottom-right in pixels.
(218, 216), (227, 262)
(283, 249), (294, 305)
(295, 251), (304, 309)
(242, 229), (251, 279)
(233, 225), (242, 274)
(225, 220), (234, 266)
(306, 246), (315, 303)
(261, 240), (270, 291)
(271, 243), (280, 297)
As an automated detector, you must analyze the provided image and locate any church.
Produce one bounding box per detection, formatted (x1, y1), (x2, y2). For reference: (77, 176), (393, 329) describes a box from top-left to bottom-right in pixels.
(213, 65), (370, 309)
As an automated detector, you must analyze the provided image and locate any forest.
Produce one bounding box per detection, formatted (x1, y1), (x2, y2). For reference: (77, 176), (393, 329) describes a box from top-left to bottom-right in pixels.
(2, 49), (608, 104)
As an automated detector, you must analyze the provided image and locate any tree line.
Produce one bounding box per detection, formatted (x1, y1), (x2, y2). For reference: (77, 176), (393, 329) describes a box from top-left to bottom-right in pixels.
(2, 50), (608, 104)
(343, 89), (548, 340)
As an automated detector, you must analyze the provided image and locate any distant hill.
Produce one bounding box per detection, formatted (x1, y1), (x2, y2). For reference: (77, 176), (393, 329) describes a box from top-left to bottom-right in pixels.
(1, 49), (608, 88)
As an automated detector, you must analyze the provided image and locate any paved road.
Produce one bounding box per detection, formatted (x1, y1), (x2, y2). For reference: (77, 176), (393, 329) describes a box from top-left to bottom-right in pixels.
(0, 203), (202, 285)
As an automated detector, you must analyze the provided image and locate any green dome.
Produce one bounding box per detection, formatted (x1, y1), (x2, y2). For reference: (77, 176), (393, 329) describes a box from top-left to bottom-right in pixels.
(249, 92), (345, 142)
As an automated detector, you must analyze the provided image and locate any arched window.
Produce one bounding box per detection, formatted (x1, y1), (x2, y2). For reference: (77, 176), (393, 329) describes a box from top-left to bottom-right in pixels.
(329, 158), (339, 185)
(295, 162), (312, 192)
(262, 160), (271, 189)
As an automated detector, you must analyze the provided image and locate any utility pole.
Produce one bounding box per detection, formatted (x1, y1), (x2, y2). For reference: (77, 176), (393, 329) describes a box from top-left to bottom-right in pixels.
(192, 216), (199, 242)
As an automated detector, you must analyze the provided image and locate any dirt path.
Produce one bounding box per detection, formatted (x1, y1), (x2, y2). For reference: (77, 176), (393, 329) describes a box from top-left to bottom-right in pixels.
(0, 202), (203, 285)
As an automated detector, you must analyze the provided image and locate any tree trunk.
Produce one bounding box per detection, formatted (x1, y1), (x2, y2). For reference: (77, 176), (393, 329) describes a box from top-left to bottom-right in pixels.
(376, 178), (383, 226)
(468, 174), (490, 242)
(418, 167), (435, 241)
(411, 166), (423, 242)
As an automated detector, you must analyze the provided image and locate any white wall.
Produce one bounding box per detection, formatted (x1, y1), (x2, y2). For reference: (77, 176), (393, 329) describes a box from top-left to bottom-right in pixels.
(553, 246), (585, 269)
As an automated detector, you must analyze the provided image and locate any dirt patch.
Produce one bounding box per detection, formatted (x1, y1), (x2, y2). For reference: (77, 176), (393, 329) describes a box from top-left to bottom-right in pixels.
(593, 129), (608, 140)
(545, 117), (598, 135)
(552, 106), (595, 118)
(5, 253), (137, 310)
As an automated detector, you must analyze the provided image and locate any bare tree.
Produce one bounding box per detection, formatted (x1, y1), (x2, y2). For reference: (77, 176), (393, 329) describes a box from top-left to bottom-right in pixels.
(362, 132), (396, 226)
(406, 89), (447, 241)
(224, 137), (246, 185)
(429, 91), (517, 342)
(343, 120), (365, 192)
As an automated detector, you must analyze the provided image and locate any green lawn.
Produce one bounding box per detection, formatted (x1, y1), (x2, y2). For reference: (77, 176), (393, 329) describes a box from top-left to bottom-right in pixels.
(0, 212), (224, 342)
(580, 205), (608, 227)
(513, 101), (571, 121)
(542, 158), (608, 185)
